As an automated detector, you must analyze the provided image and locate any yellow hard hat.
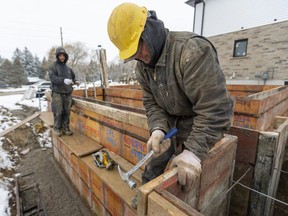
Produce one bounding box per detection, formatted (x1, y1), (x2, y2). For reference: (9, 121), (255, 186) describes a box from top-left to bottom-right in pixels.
(107, 3), (148, 60)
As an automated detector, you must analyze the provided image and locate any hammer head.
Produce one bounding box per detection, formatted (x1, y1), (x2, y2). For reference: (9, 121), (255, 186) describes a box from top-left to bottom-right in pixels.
(118, 165), (137, 189)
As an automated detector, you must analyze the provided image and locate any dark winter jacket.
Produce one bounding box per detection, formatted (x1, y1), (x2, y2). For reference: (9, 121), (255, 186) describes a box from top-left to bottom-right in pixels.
(136, 31), (234, 160)
(49, 48), (76, 94)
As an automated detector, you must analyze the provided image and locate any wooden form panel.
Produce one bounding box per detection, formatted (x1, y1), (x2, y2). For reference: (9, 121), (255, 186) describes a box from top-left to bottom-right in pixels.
(198, 136), (238, 214)
(79, 158), (90, 187)
(70, 108), (149, 166)
(137, 135), (237, 216)
(82, 152), (139, 216)
(147, 192), (191, 216)
(59, 129), (102, 157)
(233, 86), (288, 130)
(91, 194), (107, 216)
(228, 126), (259, 165)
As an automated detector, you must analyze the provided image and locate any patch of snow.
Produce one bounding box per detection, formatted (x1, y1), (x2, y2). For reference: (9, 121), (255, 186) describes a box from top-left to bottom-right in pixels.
(27, 77), (44, 84)
(0, 86), (29, 93)
(0, 108), (21, 133)
(0, 94), (47, 111)
(33, 126), (52, 148)
(0, 138), (14, 170)
(0, 95), (23, 110)
(0, 178), (11, 216)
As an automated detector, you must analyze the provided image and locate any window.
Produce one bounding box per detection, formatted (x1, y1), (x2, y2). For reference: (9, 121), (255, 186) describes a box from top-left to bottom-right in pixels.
(233, 39), (248, 57)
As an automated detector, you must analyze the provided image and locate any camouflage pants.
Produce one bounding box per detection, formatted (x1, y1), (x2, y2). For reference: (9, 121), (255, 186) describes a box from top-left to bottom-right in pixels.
(51, 92), (73, 131)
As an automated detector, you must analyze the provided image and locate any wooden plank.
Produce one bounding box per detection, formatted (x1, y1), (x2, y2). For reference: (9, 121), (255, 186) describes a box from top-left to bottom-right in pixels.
(249, 131), (279, 216)
(234, 98), (260, 115)
(80, 178), (92, 206)
(91, 194), (106, 216)
(147, 191), (192, 216)
(137, 168), (178, 216)
(159, 190), (203, 216)
(198, 136), (237, 213)
(124, 203), (137, 216)
(228, 126), (259, 164)
(259, 86), (288, 115)
(79, 158), (90, 187)
(53, 146), (60, 162)
(256, 97), (288, 131)
(71, 167), (81, 191)
(99, 49), (109, 88)
(104, 184), (124, 216)
(58, 129), (102, 157)
(265, 118), (288, 216)
(122, 134), (148, 166)
(39, 111), (54, 127)
(82, 151), (140, 213)
(100, 125), (122, 155)
(73, 98), (148, 130)
(0, 112), (40, 137)
(90, 169), (104, 201)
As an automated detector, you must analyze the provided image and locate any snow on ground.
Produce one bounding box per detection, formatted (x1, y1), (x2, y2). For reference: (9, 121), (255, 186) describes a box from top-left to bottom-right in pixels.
(0, 94), (47, 111)
(0, 138), (14, 170)
(0, 92), (50, 216)
(0, 177), (12, 216)
(0, 86), (29, 93)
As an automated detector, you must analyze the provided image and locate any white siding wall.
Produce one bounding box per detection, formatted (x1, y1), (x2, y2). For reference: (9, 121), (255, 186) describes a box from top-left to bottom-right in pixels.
(200, 0), (288, 37)
(194, 3), (204, 35)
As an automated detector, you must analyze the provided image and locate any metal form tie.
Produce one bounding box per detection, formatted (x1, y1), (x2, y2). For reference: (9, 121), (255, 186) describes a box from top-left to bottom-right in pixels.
(236, 182), (288, 207)
(202, 166), (253, 212)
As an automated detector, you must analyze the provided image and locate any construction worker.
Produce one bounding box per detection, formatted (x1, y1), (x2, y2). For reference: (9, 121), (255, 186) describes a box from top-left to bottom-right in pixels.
(108, 3), (233, 191)
(49, 47), (79, 136)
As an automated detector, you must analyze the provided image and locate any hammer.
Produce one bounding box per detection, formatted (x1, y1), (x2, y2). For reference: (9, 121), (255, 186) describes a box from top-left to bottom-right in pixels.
(118, 128), (178, 189)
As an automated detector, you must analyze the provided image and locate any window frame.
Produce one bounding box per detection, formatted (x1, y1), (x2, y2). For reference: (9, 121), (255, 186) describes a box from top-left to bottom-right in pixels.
(233, 39), (248, 57)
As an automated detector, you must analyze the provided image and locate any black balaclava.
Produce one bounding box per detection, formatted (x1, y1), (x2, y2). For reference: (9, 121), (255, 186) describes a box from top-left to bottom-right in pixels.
(55, 47), (69, 64)
(139, 10), (167, 68)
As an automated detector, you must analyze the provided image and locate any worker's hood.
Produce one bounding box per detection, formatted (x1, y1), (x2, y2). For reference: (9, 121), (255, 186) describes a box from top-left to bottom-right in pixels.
(55, 47), (69, 64)
(140, 10), (167, 68)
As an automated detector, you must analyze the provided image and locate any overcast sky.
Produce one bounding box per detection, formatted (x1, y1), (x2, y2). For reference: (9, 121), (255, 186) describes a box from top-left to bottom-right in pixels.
(0, 0), (194, 62)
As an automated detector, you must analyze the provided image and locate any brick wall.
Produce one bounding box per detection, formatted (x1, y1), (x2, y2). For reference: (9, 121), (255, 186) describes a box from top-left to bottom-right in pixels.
(208, 20), (288, 80)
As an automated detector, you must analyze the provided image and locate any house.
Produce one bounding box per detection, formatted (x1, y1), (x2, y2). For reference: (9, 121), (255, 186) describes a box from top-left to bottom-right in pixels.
(185, 0), (288, 84)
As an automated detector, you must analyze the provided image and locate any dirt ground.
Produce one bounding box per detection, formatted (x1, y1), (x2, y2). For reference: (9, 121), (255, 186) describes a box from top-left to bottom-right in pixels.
(2, 109), (93, 216)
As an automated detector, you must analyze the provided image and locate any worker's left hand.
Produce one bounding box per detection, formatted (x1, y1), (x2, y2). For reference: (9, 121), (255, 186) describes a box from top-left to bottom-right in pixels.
(169, 150), (202, 191)
(75, 81), (80, 86)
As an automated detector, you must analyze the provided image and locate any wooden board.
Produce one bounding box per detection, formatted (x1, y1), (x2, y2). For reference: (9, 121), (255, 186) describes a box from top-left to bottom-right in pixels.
(249, 131), (279, 216)
(265, 118), (288, 216)
(0, 112), (40, 137)
(82, 151), (140, 215)
(73, 98), (148, 130)
(228, 126), (259, 164)
(39, 111), (54, 127)
(58, 129), (102, 157)
(198, 136), (237, 214)
(147, 191), (192, 216)
(70, 109), (149, 166)
(137, 168), (178, 216)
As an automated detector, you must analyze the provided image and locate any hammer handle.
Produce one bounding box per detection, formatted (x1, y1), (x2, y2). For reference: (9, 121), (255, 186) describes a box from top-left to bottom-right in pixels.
(126, 128), (178, 177)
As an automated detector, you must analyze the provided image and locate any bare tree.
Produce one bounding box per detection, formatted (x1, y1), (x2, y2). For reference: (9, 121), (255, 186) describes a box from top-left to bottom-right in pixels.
(64, 42), (88, 68)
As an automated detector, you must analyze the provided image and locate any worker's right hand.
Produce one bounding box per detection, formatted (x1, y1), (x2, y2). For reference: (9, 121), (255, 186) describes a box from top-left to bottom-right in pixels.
(169, 150), (202, 191)
(64, 79), (73, 85)
(147, 129), (165, 153)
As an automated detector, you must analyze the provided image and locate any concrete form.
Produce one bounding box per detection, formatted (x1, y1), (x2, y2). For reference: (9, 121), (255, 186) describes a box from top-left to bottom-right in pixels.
(45, 84), (288, 215)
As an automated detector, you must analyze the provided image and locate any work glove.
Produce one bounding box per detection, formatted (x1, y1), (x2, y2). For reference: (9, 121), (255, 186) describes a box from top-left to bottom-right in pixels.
(170, 150), (202, 191)
(75, 81), (80, 86)
(147, 129), (165, 153)
(64, 79), (73, 85)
